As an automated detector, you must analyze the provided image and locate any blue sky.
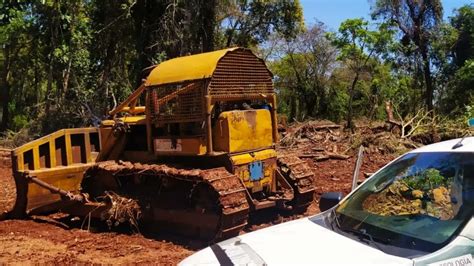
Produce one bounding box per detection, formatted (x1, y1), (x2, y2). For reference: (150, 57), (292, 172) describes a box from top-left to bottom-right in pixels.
(300, 0), (473, 30)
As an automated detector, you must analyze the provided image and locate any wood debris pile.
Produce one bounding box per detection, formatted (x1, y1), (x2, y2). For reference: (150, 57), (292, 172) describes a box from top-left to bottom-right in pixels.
(280, 120), (342, 148)
(356, 129), (422, 155)
(100, 191), (142, 232)
(278, 119), (425, 163)
(279, 120), (350, 161)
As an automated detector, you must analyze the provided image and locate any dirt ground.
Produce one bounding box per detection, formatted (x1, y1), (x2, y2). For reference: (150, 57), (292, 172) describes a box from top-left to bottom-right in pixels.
(0, 124), (397, 264)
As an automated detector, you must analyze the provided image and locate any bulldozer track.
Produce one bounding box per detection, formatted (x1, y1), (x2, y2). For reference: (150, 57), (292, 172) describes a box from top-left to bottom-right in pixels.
(88, 161), (249, 240)
(277, 155), (316, 212)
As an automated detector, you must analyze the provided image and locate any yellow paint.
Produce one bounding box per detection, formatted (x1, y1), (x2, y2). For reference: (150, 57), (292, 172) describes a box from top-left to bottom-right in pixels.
(25, 165), (94, 211)
(17, 153), (24, 171)
(11, 127), (100, 213)
(235, 162), (275, 192)
(13, 128), (98, 172)
(65, 133), (73, 165)
(240, 168), (250, 182)
(48, 141), (56, 167)
(101, 120), (114, 126)
(13, 128), (97, 155)
(230, 149), (276, 165)
(146, 47), (239, 86)
(231, 149), (276, 192)
(154, 137), (207, 156)
(120, 106), (145, 114)
(33, 147), (40, 170)
(101, 116), (146, 126)
(213, 109), (273, 153)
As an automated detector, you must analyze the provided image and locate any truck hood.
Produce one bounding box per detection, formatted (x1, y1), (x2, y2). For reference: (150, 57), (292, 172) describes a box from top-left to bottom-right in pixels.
(180, 217), (412, 265)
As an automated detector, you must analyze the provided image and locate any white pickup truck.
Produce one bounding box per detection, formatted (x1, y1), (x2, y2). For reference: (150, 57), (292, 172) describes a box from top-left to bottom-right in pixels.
(180, 137), (474, 265)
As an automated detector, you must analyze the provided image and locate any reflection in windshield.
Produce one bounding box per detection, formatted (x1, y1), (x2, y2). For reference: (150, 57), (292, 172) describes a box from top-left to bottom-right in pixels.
(336, 152), (474, 254)
(363, 166), (454, 220)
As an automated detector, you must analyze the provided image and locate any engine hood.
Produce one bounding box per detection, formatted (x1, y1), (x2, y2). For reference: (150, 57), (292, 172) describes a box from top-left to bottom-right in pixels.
(179, 217), (412, 265)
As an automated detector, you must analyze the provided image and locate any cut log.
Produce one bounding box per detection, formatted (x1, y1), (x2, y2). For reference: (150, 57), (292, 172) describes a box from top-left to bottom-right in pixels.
(326, 152), (350, 160)
(314, 155), (330, 161)
(298, 153), (319, 158)
(298, 152), (349, 161)
(312, 124), (342, 130)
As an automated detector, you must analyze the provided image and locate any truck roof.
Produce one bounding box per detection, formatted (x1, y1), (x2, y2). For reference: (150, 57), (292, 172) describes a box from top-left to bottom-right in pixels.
(409, 136), (474, 153)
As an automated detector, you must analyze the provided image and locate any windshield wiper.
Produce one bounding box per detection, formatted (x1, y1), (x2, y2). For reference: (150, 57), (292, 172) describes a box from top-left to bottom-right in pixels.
(342, 226), (387, 253)
(330, 209), (386, 253)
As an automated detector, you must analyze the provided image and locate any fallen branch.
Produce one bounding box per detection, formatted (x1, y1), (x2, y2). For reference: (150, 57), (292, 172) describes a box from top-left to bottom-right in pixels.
(312, 124), (342, 130)
(31, 215), (70, 229)
(326, 152), (350, 160)
(297, 152), (350, 160)
(298, 153), (320, 158)
(315, 155), (330, 161)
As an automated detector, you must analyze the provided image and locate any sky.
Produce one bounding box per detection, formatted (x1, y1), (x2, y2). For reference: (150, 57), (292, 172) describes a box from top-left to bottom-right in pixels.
(300, 0), (473, 30)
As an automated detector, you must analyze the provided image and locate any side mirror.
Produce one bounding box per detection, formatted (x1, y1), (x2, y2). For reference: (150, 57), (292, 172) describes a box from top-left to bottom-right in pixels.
(319, 192), (344, 212)
(469, 118), (474, 127)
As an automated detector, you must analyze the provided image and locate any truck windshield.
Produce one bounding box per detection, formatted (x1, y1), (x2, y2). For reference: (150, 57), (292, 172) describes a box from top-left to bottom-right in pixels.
(335, 152), (474, 254)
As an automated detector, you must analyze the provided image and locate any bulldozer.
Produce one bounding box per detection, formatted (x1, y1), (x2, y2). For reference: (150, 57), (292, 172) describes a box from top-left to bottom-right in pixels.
(7, 47), (316, 240)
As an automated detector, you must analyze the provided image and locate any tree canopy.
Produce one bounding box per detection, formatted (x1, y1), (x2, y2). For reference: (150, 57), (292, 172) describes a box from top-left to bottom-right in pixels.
(0, 1), (473, 138)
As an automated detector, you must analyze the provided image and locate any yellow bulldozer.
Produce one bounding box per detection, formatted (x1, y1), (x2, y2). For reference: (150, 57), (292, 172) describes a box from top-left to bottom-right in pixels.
(8, 47), (316, 239)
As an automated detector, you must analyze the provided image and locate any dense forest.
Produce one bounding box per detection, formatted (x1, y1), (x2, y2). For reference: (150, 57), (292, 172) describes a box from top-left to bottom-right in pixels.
(1, 0), (473, 141)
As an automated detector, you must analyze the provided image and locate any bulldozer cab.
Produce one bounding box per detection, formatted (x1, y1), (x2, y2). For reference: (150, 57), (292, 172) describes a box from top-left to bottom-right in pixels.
(108, 47), (278, 158)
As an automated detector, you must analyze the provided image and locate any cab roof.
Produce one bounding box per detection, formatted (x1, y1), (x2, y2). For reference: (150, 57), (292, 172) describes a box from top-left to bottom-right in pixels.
(145, 47), (241, 86)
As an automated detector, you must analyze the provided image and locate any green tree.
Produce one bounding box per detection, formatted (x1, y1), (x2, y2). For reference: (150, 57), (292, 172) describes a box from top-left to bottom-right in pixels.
(372, 0), (443, 111)
(438, 5), (474, 114)
(1, 0), (306, 136)
(217, 0), (304, 48)
(451, 4), (474, 67)
(0, 1), (30, 131)
(327, 18), (394, 129)
(269, 22), (336, 121)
